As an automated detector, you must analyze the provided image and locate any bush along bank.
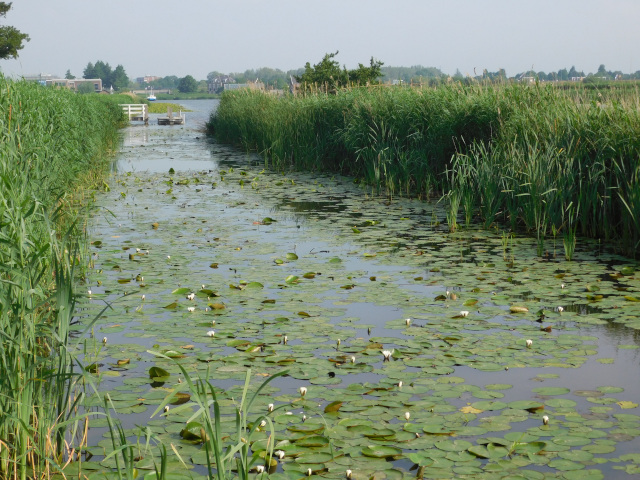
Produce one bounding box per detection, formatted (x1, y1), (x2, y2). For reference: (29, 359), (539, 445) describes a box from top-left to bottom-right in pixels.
(0, 75), (122, 479)
(208, 83), (640, 256)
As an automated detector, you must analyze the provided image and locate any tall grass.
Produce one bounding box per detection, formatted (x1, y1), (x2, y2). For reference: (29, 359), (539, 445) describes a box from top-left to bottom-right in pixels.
(0, 75), (122, 478)
(209, 82), (640, 255)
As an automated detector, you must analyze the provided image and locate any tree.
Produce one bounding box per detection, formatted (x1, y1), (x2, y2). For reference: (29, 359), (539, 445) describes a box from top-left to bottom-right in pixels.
(111, 64), (129, 91)
(295, 51), (384, 93)
(177, 75), (197, 93)
(65, 69), (75, 79)
(0, 2), (29, 60)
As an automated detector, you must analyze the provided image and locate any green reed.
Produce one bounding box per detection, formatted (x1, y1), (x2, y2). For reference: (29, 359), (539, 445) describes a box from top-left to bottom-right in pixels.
(209, 82), (640, 255)
(0, 75), (121, 478)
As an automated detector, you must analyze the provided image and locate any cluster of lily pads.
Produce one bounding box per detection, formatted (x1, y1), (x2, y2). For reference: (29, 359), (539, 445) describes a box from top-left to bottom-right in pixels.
(76, 150), (640, 479)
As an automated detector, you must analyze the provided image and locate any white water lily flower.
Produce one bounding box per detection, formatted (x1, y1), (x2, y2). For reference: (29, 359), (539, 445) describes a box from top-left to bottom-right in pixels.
(207, 330), (215, 337)
(167, 255), (170, 259)
(275, 450), (285, 459)
(299, 386), (307, 396)
(405, 318), (411, 326)
(542, 415), (549, 425)
(186, 293), (196, 301)
(398, 381), (403, 388)
(404, 412), (411, 421)
(561, 283), (566, 289)
(382, 349), (394, 361)
(460, 311), (469, 317)
(102, 337), (107, 344)
(187, 306), (196, 312)
(268, 403), (274, 412)
(136, 248), (140, 253)
(283, 335), (288, 344)
(346, 470), (352, 479)
(350, 356), (356, 363)
(526, 339), (533, 348)
(307, 468), (312, 476)
(302, 414), (307, 422)
(141, 294), (145, 301)
(259, 420), (267, 427)
(256, 465), (265, 474)
(202, 284), (206, 290)
(557, 306), (564, 312)
(336, 338), (341, 346)
(164, 406), (169, 413)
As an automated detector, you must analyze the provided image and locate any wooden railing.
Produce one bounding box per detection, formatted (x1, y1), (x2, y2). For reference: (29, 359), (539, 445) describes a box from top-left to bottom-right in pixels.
(120, 104), (148, 122)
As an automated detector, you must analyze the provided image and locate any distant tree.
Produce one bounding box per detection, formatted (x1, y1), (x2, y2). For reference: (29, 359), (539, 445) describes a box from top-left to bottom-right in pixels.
(295, 51), (384, 92)
(207, 70), (225, 83)
(0, 2), (29, 60)
(65, 69), (75, 79)
(178, 75), (198, 93)
(151, 75), (179, 89)
(111, 64), (129, 90)
(83, 62), (96, 79)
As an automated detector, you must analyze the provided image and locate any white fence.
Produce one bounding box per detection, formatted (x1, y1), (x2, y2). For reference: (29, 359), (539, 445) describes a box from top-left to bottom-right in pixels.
(120, 104), (148, 122)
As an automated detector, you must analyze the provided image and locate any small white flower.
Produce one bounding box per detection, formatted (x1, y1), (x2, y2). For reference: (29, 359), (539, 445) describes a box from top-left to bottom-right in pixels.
(526, 339), (533, 348)
(350, 356), (356, 363)
(275, 450), (285, 459)
(102, 337), (107, 344)
(186, 293), (196, 300)
(404, 412), (411, 421)
(336, 338), (341, 346)
(415, 432), (421, 438)
(256, 465), (265, 474)
(207, 330), (215, 337)
(136, 248), (140, 253)
(561, 283), (565, 289)
(141, 294), (145, 301)
(285, 411), (293, 415)
(405, 318), (411, 326)
(283, 335), (288, 344)
(398, 381), (403, 388)
(307, 468), (312, 476)
(164, 406), (169, 413)
(346, 470), (352, 479)
(268, 403), (274, 412)
(382, 349), (394, 361)
(302, 414), (307, 422)
(446, 290), (451, 297)
(299, 386), (307, 396)
(211, 320), (216, 326)
(542, 415), (549, 425)
(187, 306), (196, 312)
(88, 289), (92, 296)
(202, 284), (206, 290)
(259, 420), (266, 427)
(557, 306), (564, 312)
(460, 310), (469, 317)
(167, 255), (170, 259)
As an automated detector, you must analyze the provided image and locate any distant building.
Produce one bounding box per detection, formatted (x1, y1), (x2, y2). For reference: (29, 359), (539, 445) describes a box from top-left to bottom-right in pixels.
(208, 75), (236, 93)
(223, 79), (264, 92)
(42, 78), (103, 92)
(136, 75), (162, 84)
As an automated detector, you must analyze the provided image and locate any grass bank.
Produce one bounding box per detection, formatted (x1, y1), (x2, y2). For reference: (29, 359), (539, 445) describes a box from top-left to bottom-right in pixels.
(208, 84), (640, 256)
(0, 75), (122, 478)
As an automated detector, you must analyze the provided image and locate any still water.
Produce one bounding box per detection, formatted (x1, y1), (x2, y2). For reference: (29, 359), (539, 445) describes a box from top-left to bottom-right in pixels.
(81, 99), (640, 479)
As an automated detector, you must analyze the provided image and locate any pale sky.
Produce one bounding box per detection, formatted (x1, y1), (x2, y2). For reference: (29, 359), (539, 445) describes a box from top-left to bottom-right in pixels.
(2, 0), (638, 80)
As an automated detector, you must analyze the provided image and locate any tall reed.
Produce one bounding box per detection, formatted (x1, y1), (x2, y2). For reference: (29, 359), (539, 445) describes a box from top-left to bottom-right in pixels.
(0, 75), (122, 478)
(209, 82), (640, 255)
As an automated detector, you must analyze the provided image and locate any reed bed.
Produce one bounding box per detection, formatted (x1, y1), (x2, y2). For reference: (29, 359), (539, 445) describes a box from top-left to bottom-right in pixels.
(209, 83), (640, 255)
(0, 75), (122, 479)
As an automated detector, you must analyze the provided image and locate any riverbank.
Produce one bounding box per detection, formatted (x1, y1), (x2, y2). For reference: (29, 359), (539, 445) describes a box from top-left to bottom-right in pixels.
(208, 84), (640, 256)
(0, 75), (123, 478)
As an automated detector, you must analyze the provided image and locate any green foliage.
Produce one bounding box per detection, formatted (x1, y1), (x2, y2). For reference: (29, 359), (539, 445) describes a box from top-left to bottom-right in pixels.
(295, 51), (384, 92)
(0, 74), (122, 478)
(178, 74), (198, 93)
(209, 83), (640, 255)
(83, 59), (130, 90)
(0, 2), (29, 59)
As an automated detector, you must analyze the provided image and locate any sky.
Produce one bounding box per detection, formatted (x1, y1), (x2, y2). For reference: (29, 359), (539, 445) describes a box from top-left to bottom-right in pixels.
(2, 0), (639, 80)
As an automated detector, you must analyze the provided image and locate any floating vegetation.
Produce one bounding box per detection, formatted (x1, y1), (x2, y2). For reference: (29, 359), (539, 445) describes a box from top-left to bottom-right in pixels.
(78, 113), (640, 478)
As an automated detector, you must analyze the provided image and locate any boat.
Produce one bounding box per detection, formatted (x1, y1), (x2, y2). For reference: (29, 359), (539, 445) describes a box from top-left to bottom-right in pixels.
(147, 88), (156, 101)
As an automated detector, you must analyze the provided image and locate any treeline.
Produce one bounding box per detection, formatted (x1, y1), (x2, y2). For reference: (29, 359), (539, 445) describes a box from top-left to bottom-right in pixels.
(209, 84), (640, 256)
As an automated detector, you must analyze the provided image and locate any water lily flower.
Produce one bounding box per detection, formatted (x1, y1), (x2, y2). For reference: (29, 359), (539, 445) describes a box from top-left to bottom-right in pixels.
(136, 248), (140, 253)
(542, 415), (549, 425)
(460, 311), (469, 317)
(186, 293), (196, 300)
(207, 330), (215, 337)
(256, 465), (265, 473)
(102, 337), (107, 344)
(336, 338), (341, 346)
(382, 349), (394, 361)
(405, 318), (411, 326)
(202, 284), (206, 290)
(283, 335), (288, 344)
(187, 306), (196, 312)
(404, 412), (411, 421)
(398, 381), (403, 388)
(557, 306), (564, 312)
(164, 406), (169, 413)
(275, 450), (285, 459)
(285, 411), (293, 415)
(140, 276), (144, 282)
(350, 356), (356, 363)
(211, 320), (216, 326)
(302, 414), (307, 422)
(299, 386), (307, 396)
(167, 255), (171, 259)
(307, 468), (312, 476)
(259, 420), (267, 427)
(346, 470), (352, 479)
(526, 339), (533, 348)
(141, 294), (145, 301)
(268, 403), (274, 412)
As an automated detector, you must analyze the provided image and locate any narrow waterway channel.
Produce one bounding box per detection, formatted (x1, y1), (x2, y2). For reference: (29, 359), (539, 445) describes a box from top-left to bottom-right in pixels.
(78, 99), (640, 479)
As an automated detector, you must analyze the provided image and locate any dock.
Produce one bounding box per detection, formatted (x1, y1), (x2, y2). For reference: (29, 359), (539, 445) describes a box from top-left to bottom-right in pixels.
(120, 104), (148, 124)
(158, 107), (185, 126)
